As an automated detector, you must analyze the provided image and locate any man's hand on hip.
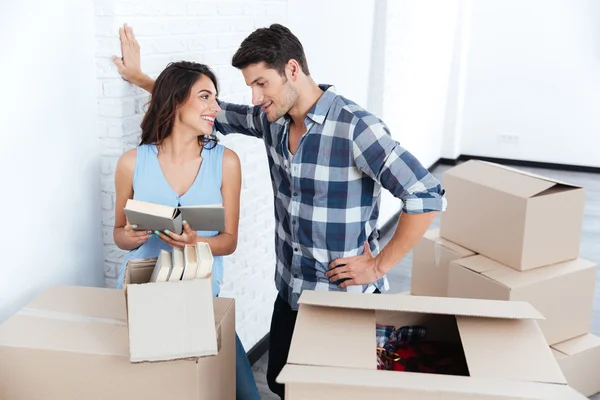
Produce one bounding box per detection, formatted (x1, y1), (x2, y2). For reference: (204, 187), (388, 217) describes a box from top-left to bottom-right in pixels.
(326, 242), (383, 289)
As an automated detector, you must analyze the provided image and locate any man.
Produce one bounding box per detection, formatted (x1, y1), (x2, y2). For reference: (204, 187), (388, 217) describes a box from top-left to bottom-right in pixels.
(113, 23), (446, 399)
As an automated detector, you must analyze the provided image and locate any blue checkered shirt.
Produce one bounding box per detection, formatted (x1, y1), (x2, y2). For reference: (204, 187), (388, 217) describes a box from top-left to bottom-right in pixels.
(216, 85), (446, 310)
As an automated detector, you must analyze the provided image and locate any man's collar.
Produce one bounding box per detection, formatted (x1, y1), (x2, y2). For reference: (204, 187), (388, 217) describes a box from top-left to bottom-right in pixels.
(305, 84), (336, 125)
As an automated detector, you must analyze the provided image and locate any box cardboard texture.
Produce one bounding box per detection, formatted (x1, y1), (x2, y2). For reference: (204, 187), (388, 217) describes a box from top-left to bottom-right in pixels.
(278, 365), (587, 400)
(0, 285), (236, 400)
(448, 255), (597, 345)
(439, 160), (585, 271)
(122, 246), (218, 363)
(411, 228), (475, 296)
(276, 290), (588, 399)
(552, 333), (600, 397)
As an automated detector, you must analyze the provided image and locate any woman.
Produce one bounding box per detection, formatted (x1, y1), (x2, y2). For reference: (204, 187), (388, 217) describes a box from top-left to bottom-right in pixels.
(113, 61), (261, 400)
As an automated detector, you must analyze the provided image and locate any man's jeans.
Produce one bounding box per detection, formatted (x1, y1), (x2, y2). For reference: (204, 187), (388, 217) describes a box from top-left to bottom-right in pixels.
(235, 330), (261, 400)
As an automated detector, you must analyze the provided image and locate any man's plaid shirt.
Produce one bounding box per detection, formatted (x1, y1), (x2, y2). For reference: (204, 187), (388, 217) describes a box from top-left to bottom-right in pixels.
(216, 85), (446, 310)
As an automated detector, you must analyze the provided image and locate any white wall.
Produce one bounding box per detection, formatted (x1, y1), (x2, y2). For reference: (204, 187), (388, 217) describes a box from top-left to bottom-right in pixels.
(379, 0), (461, 225)
(287, 0), (375, 111)
(457, 0), (600, 167)
(0, 0), (105, 323)
(95, 0), (285, 350)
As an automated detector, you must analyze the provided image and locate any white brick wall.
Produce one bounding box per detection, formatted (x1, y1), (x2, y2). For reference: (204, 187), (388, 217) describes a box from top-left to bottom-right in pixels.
(95, 0), (286, 350)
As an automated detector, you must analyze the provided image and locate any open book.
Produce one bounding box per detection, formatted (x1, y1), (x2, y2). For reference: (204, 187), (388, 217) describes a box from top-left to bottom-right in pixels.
(124, 199), (225, 235)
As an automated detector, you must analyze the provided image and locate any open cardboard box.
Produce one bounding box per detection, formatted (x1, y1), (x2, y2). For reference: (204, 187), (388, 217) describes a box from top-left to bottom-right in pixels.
(0, 284), (236, 399)
(277, 290), (587, 399)
(121, 243), (220, 364)
(439, 160), (585, 271)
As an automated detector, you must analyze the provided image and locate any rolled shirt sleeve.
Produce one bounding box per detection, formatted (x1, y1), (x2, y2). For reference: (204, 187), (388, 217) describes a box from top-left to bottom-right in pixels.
(352, 117), (447, 214)
(215, 100), (267, 138)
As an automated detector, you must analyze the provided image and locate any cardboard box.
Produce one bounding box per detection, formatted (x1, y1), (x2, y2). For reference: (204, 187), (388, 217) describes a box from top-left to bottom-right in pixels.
(552, 333), (600, 397)
(0, 285), (236, 400)
(439, 160), (585, 271)
(411, 228), (475, 296)
(276, 290), (580, 398)
(278, 364), (587, 399)
(448, 255), (597, 345)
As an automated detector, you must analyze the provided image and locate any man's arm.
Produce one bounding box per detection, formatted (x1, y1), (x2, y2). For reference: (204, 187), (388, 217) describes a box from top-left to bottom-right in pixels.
(112, 24), (267, 139)
(327, 116), (446, 288)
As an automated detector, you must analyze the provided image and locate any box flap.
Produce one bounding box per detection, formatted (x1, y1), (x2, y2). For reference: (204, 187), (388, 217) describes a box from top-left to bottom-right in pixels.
(424, 228), (476, 257)
(445, 160), (577, 198)
(551, 347), (567, 360)
(552, 333), (600, 356)
(478, 160), (580, 188)
(287, 304), (375, 369)
(451, 255), (498, 274)
(457, 256), (596, 289)
(298, 290), (544, 320)
(0, 314), (128, 355)
(25, 284), (127, 321)
(457, 316), (566, 384)
(484, 257), (595, 288)
(126, 278), (218, 363)
(276, 365), (587, 399)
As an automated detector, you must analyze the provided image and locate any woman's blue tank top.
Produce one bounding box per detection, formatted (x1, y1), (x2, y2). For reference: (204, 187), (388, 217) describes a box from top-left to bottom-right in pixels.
(115, 143), (224, 296)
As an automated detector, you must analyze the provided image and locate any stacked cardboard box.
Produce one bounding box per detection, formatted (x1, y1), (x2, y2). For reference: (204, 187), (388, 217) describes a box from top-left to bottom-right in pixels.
(410, 159), (600, 397)
(0, 243), (235, 399)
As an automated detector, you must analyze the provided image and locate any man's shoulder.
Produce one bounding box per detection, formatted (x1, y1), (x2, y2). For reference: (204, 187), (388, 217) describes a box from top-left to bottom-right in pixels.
(331, 93), (383, 125)
(328, 94), (387, 133)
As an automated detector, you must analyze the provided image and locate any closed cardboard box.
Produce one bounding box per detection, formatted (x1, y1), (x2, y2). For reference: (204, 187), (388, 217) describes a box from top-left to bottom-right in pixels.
(439, 160), (585, 271)
(276, 290), (587, 399)
(0, 285), (236, 400)
(411, 228), (475, 296)
(552, 333), (600, 397)
(448, 255), (597, 345)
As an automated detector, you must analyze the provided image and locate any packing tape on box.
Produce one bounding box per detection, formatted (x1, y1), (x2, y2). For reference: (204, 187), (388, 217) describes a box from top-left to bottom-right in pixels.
(434, 240), (442, 267)
(18, 307), (127, 326)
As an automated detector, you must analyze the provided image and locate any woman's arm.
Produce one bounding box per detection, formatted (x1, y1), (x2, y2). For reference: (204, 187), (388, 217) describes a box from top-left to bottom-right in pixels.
(195, 148), (242, 256)
(113, 148), (151, 250)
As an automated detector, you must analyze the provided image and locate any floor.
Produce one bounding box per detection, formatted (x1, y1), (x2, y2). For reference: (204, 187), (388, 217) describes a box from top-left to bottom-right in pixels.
(251, 163), (600, 399)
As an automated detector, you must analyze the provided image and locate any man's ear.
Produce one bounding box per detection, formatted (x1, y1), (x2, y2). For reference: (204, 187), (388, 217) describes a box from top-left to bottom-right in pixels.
(286, 59), (301, 81)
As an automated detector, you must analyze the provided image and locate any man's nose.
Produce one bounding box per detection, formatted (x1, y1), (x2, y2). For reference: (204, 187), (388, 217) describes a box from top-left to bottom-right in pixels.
(252, 90), (264, 106)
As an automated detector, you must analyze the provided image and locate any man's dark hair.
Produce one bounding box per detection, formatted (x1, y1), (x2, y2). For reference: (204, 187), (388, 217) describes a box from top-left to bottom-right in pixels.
(231, 23), (310, 76)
